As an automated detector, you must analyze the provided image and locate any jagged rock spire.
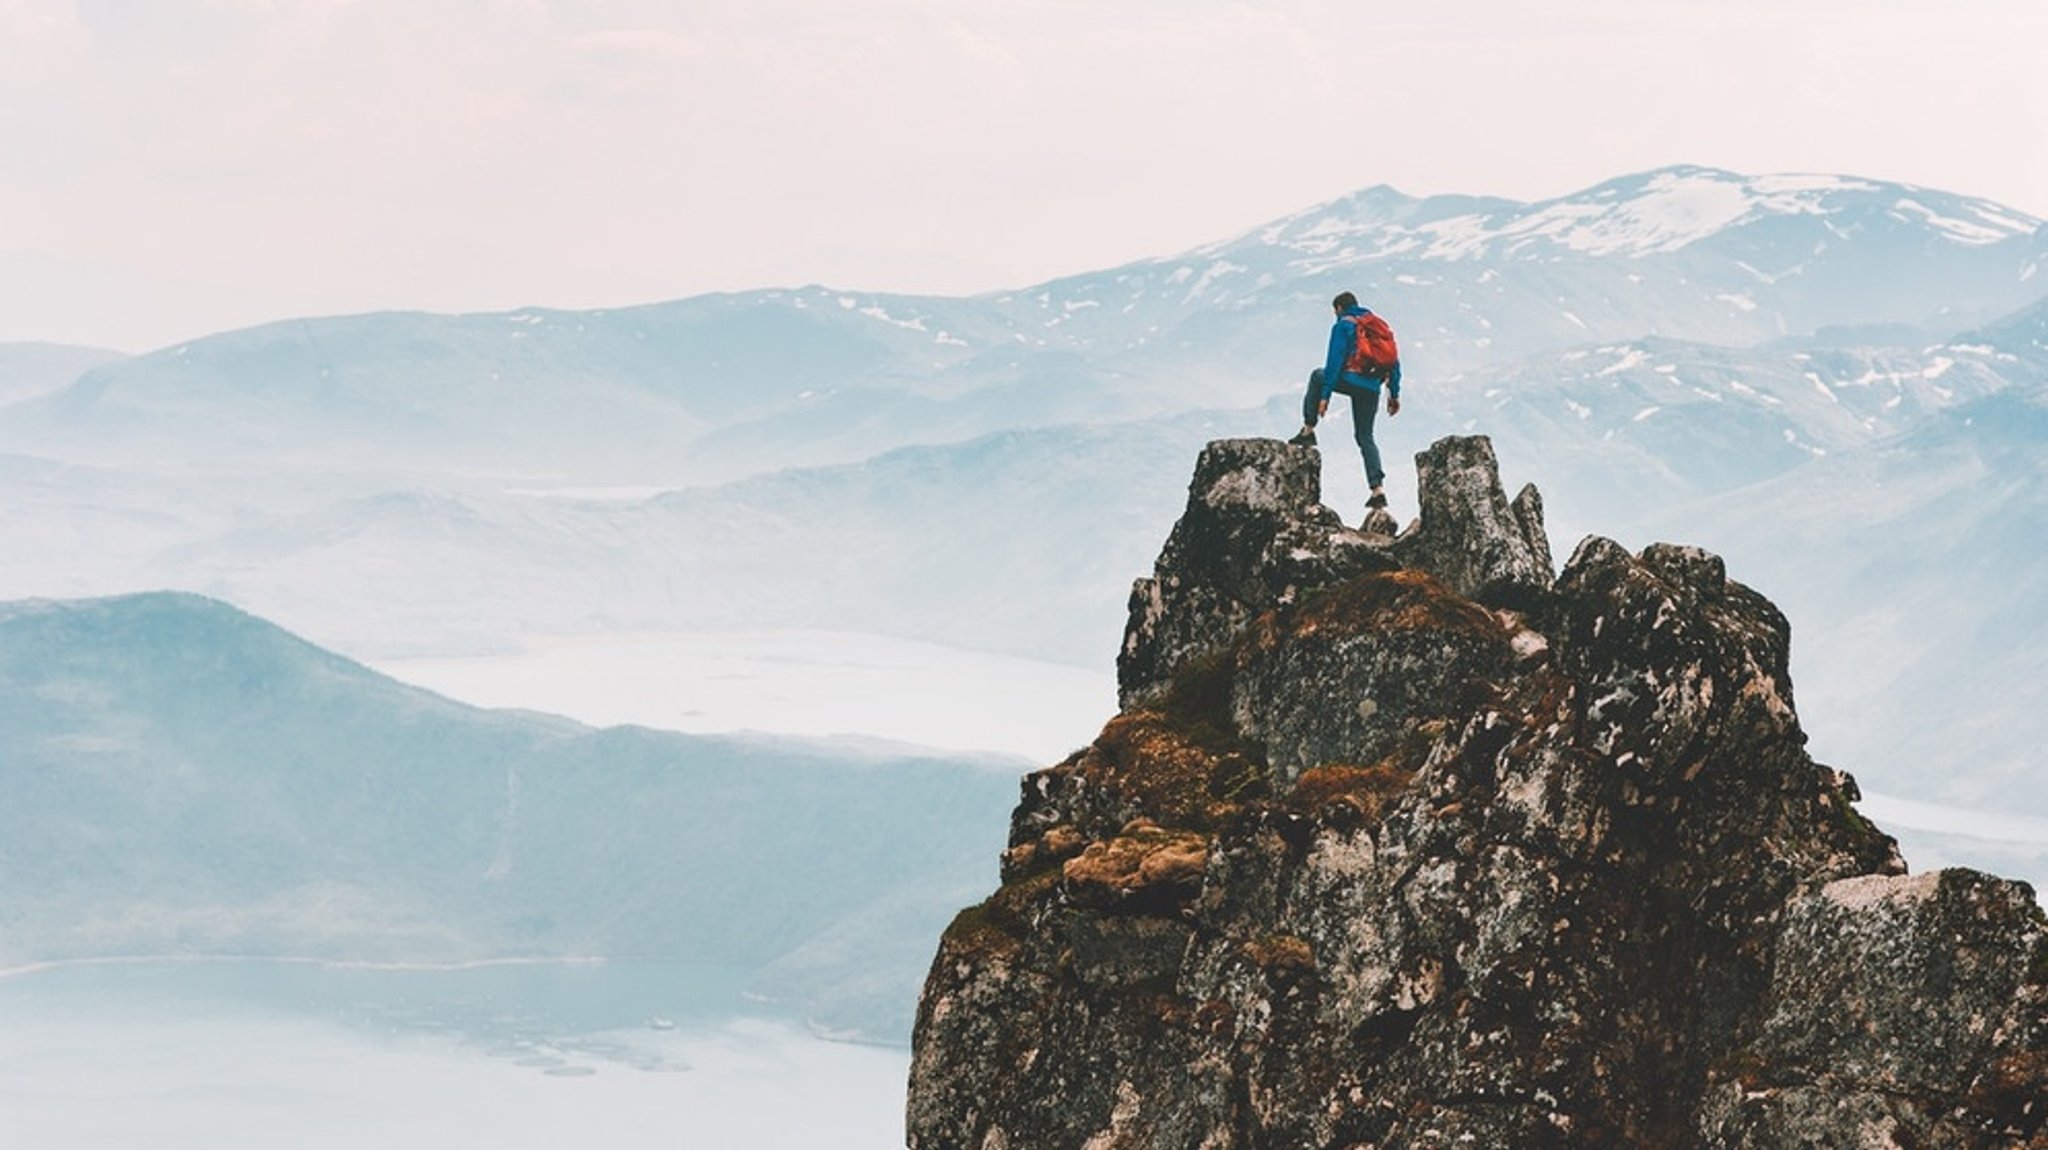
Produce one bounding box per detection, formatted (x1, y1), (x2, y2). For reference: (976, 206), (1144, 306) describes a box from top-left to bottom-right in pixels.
(1119, 434), (1555, 707)
(911, 435), (2046, 1150)
(1395, 435), (1552, 604)
(1116, 437), (1394, 709)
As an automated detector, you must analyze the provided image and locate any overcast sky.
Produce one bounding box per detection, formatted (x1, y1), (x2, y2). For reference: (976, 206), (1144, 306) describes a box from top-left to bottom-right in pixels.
(5, 0), (2046, 351)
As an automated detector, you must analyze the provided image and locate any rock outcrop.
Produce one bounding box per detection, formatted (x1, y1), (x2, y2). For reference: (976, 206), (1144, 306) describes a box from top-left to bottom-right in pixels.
(909, 436), (2047, 1149)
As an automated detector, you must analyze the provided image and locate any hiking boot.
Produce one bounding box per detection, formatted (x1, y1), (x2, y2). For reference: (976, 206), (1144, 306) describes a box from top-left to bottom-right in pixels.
(1366, 491), (1388, 510)
(1287, 427), (1317, 448)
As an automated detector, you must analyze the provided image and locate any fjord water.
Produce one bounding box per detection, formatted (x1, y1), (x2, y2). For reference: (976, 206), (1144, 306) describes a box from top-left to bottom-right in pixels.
(0, 959), (909, 1149)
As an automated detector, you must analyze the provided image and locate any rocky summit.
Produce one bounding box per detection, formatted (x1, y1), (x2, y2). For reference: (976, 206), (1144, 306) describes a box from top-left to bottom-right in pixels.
(908, 436), (2047, 1149)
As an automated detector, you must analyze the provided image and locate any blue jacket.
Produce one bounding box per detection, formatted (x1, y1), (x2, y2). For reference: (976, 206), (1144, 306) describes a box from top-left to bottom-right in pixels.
(1321, 305), (1402, 400)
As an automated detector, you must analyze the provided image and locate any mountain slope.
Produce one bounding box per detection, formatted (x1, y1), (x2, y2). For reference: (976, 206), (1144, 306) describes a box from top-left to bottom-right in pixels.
(0, 591), (1019, 1039)
(0, 341), (127, 404)
(57, 302), (2029, 668)
(1659, 382), (2048, 811)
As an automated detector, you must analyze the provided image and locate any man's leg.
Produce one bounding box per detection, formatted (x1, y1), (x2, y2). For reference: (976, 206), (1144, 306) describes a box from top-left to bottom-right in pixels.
(1347, 384), (1385, 490)
(1291, 369), (1326, 446)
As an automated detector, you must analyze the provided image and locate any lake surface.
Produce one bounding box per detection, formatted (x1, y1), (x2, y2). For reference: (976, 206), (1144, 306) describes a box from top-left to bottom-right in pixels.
(0, 959), (910, 1149)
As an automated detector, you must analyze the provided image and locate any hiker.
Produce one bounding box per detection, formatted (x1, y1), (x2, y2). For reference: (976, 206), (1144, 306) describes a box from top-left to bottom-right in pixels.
(1289, 291), (1402, 509)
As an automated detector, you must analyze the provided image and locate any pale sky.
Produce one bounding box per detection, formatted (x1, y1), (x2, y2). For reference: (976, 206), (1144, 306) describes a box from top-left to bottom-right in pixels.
(4, 0), (2046, 351)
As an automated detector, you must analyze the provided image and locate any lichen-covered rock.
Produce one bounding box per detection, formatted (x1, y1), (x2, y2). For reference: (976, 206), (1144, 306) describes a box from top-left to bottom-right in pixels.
(1117, 438), (1397, 709)
(1700, 869), (2048, 1148)
(910, 434), (2047, 1150)
(1391, 435), (1554, 606)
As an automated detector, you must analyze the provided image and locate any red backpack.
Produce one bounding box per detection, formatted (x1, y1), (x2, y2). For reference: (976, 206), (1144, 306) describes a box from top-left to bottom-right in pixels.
(1343, 311), (1400, 378)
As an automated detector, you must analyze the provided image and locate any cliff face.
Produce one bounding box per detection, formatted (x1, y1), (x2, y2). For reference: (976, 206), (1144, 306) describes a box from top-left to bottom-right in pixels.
(908, 436), (2048, 1149)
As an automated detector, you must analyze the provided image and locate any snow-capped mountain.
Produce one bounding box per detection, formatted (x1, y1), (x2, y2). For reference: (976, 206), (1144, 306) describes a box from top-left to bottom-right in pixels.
(993, 165), (2046, 380)
(6, 166), (2041, 487)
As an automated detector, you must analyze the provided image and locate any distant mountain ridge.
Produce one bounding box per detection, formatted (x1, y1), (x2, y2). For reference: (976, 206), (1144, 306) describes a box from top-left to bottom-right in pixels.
(5, 165), (2041, 484)
(975, 165), (2048, 384)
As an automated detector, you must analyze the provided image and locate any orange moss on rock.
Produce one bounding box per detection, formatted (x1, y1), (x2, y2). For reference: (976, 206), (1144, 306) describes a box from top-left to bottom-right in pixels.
(1288, 762), (1416, 822)
(1242, 934), (1316, 974)
(1071, 710), (1265, 828)
(1063, 823), (1211, 902)
(1003, 824), (1089, 877)
(1290, 569), (1507, 643)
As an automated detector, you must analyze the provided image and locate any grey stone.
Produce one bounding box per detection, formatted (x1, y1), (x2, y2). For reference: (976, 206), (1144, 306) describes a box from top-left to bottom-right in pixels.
(910, 436), (2046, 1150)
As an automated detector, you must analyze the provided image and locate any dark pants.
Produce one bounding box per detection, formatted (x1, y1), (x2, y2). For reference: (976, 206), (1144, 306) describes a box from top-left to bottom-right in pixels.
(1304, 368), (1385, 488)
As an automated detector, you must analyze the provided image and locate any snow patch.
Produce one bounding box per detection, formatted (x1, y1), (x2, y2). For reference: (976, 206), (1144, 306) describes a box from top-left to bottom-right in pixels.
(1391, 170), (2023, 264)
(858, 305), (929, 333)
(1782, 429), (1825, 457)
(1747, 173), (1879, 196)
(1891, 198), (2028, 246)
(1184, 260), (1247, 299)
(1596, 347), (1648, 376)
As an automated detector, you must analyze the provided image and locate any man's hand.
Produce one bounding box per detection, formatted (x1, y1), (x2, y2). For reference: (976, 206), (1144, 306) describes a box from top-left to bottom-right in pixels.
(1317, 399), (1329, 419)
(1387, 395), (1401, 416)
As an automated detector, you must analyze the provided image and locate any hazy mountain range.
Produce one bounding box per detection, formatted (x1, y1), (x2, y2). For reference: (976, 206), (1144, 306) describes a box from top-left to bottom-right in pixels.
(7, 165), (2042, 484)
(3, 164), (2044, 1016)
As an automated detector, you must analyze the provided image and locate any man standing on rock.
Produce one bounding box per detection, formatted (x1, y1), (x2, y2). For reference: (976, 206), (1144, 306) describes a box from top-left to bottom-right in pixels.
(1290, 291), (1402, 512)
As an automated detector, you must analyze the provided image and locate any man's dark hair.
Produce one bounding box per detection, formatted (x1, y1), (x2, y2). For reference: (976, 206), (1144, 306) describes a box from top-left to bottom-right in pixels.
(1332, 291), (1358, 311)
